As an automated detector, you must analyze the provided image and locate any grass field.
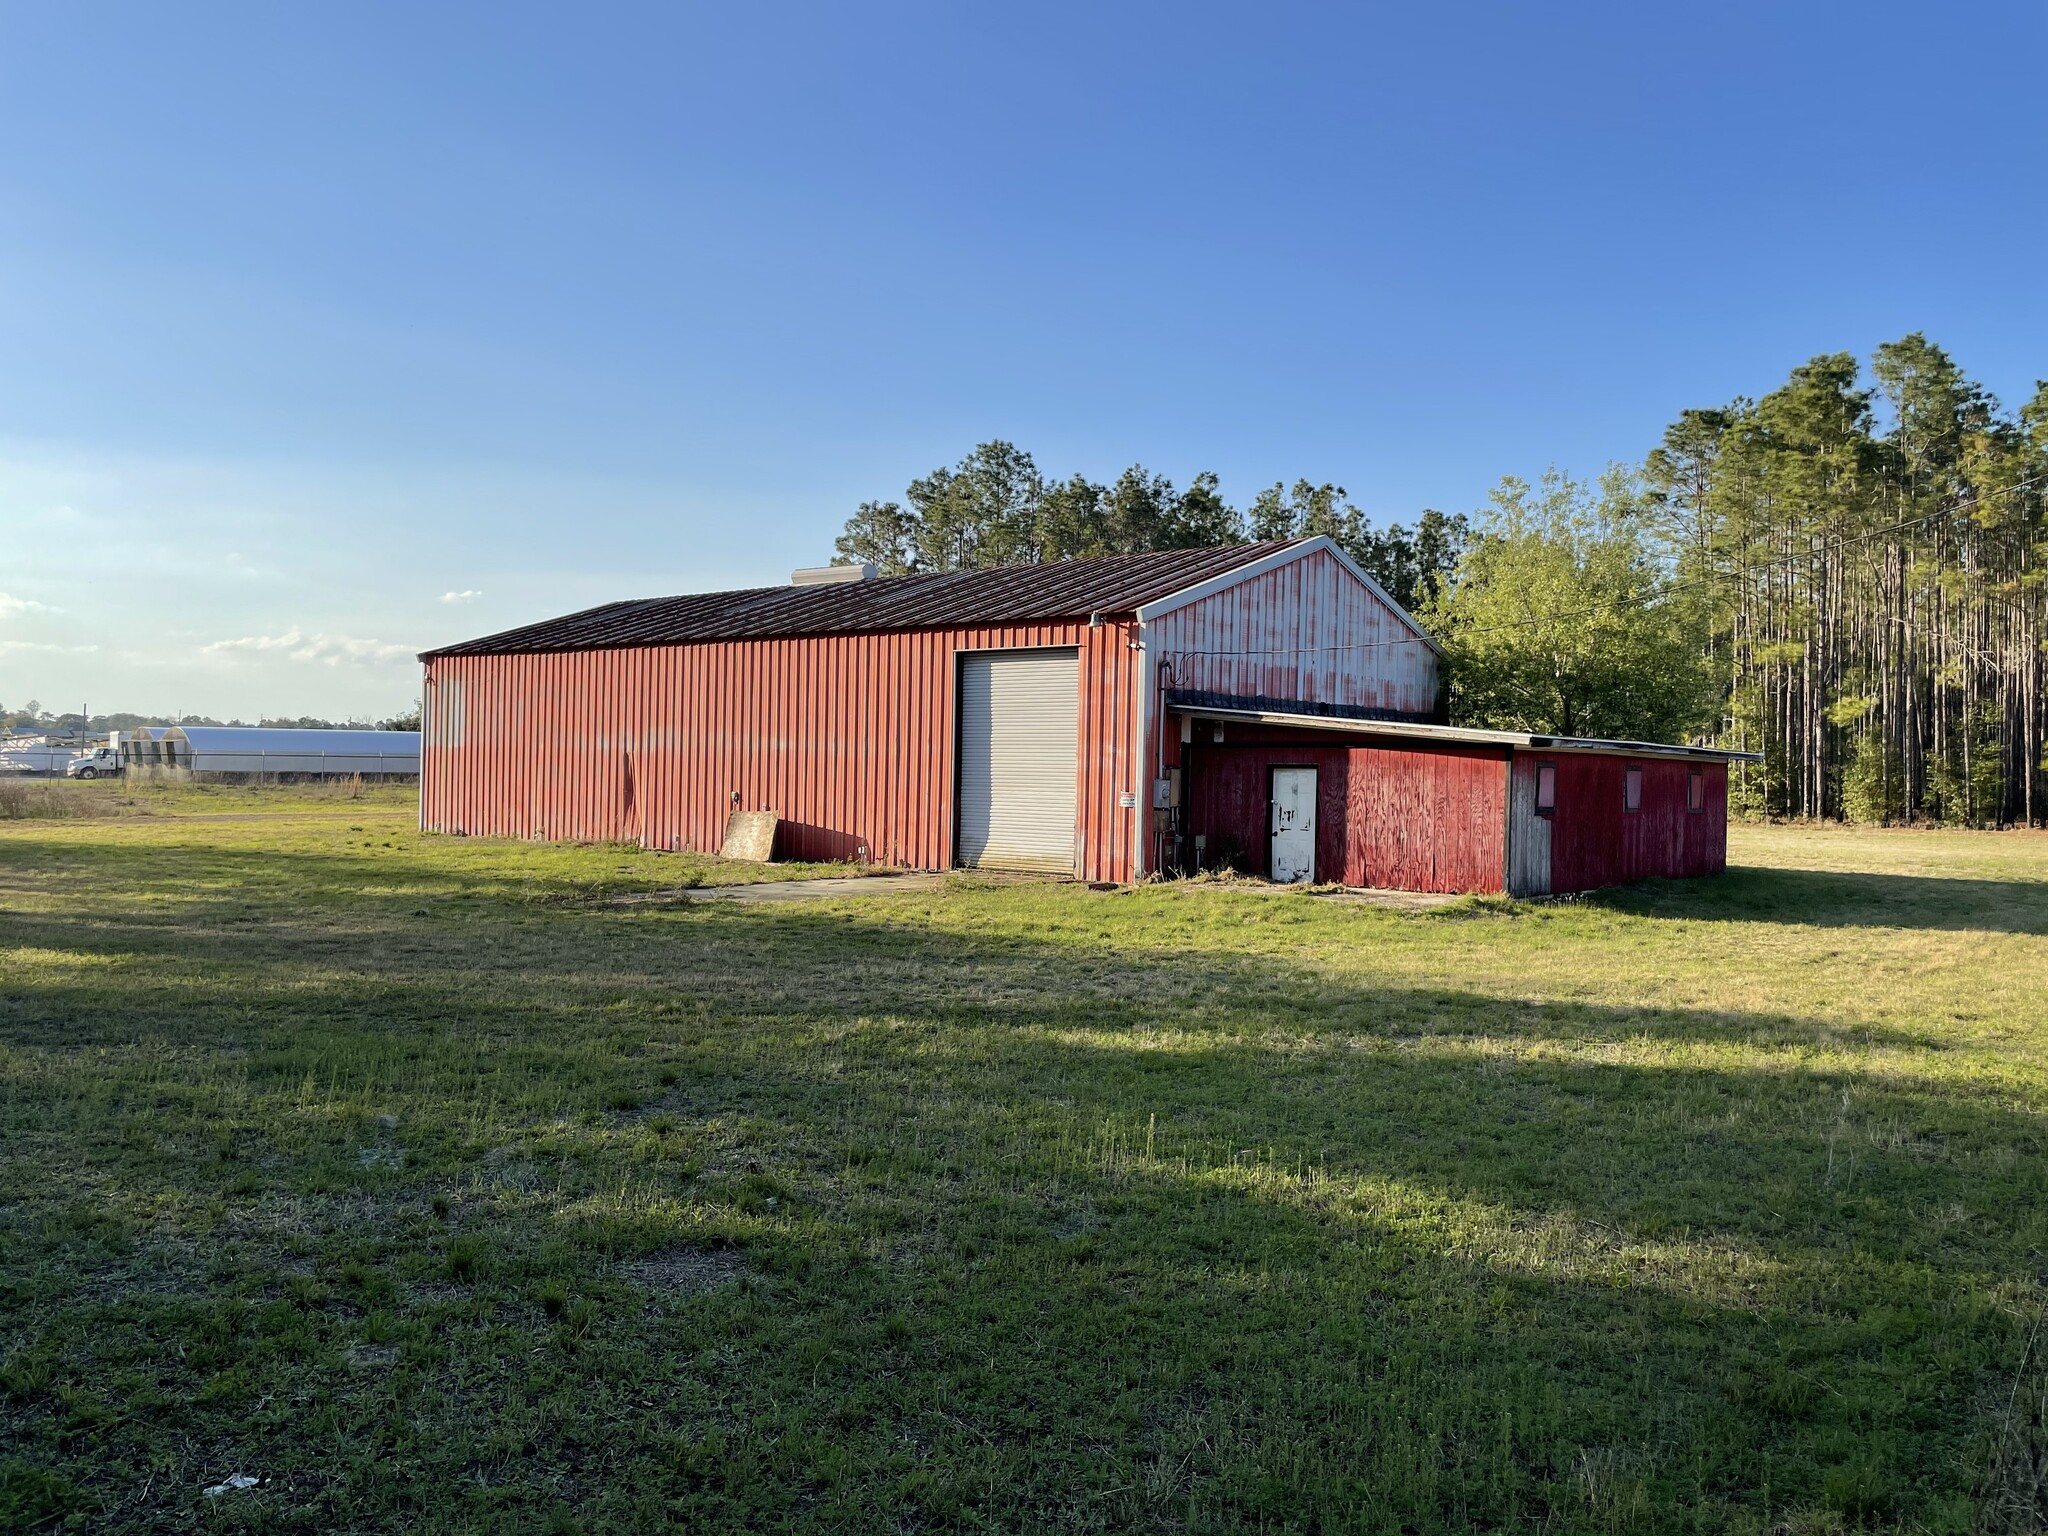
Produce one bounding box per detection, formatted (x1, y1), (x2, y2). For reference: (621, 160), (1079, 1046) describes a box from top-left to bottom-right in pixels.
(4, 793), (2047, 1533)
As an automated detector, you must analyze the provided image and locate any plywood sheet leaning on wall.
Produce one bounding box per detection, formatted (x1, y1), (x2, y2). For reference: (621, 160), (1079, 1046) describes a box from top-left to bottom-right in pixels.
(721, 810), (779, 862)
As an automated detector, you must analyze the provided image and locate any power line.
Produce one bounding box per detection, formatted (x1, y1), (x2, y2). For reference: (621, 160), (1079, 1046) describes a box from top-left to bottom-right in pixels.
(1166, 470), (2048, 662)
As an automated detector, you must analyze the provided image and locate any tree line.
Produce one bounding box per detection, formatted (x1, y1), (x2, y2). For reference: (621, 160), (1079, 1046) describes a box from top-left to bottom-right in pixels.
(837, 334), (2048, 825)
(1642, 336), (2048, 825)
(833, 442), (1469, 613)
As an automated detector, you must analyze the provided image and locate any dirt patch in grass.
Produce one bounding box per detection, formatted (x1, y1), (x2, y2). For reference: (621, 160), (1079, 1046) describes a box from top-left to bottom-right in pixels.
(625, 1246), (749, 1296)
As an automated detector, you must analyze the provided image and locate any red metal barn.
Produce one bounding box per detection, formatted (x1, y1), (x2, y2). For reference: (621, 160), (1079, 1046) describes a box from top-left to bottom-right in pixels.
(420, 538), (1753, 894)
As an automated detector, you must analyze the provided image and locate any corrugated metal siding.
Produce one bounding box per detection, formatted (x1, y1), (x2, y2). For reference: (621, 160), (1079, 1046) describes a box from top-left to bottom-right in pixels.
(1521, 754), (1728, 894)
(1183, 736), (1508, 894)
(1146, 549), (1440, 717)
(421, 622), (1145, 881)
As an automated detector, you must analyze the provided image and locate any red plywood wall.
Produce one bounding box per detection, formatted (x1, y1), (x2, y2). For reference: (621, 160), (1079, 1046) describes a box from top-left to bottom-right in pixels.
(1182, 738), (1509, 894)
(422, 621), (1146, 881)
(1511, 754), (1728, 893)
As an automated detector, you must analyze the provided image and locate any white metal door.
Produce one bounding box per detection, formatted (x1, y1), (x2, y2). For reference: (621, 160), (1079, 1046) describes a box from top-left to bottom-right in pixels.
(957, 650), (1080, 873)
(1269, 766), (1317, 884)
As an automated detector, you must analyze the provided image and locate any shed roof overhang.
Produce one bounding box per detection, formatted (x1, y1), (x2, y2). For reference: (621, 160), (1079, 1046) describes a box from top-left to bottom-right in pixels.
(1178, 703), (1764, 763)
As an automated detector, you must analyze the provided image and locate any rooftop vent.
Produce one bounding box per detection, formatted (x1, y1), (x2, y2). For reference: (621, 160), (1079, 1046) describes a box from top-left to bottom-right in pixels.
(790, 563), (877, 586)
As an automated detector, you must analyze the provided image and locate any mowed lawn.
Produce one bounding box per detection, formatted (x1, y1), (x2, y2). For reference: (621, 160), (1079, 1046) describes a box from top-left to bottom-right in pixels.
(4, 794), (2048, 1533)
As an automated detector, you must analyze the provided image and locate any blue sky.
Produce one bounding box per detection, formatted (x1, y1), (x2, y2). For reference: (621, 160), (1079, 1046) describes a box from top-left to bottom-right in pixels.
(2, 2), (2043, 720)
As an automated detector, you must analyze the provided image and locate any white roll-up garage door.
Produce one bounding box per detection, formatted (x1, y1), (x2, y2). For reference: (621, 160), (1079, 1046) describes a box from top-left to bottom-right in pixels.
(956, 649), (1080, 873)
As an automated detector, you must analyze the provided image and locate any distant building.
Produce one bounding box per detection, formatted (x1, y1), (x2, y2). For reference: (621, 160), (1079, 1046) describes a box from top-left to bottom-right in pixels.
(0, 737), (75, 775)
(114, 727), (169, 770)
(157, 726), (420, 779)
(419, 538), (1755, 895)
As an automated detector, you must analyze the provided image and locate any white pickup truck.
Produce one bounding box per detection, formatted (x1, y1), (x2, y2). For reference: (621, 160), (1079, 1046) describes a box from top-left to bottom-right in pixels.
(66, 745), (123, 780)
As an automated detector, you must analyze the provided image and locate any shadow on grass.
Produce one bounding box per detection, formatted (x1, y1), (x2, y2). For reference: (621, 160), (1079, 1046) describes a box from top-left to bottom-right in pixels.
(4, 835), (2044, 1529)
(1598, 861), (2048, 933)
(8, 842), (2046, 1278)
(14, 818), (2048, 934)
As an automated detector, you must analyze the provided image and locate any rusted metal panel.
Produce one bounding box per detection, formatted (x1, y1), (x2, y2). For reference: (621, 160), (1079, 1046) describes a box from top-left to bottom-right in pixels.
(1527, 753), (1729, 894)
(422, 619), (1144, 881)
(1181, 733), (1509, 894)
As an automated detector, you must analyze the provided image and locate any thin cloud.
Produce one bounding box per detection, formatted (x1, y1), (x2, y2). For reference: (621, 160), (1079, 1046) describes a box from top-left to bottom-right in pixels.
(203, 629), (416, 667)
(439, 590), (482, 603)
(0, 639), (97, 653)
(0, 592), (55, 616)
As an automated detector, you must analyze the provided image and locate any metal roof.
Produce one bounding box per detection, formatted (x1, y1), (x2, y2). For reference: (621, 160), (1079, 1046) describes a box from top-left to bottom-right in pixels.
(1188, 703), (1764, 762)
(421, 542), (1305, 659)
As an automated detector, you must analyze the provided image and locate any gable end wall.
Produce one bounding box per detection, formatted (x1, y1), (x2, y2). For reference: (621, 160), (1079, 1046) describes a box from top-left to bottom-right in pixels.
(1140, 546), (1443, 871)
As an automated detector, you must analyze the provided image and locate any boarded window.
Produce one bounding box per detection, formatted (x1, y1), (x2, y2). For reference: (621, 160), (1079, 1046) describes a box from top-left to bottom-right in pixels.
(1624, 764), (1643, 812)
(1687, 768), (1705, 812)
(1535, 762), (1557, 815)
